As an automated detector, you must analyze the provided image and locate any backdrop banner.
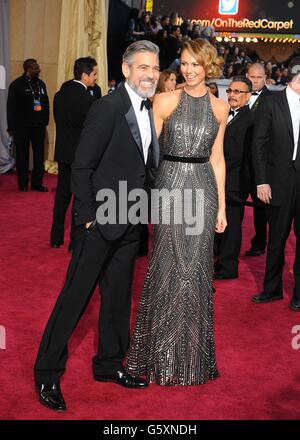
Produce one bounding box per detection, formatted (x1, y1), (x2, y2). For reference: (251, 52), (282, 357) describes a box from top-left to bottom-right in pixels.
(153, 0), (300, 35)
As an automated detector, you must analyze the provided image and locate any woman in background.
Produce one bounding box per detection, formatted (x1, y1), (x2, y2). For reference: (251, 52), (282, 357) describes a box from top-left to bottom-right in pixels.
(208, 81), (219, 97)
(156, 70), (177, 93)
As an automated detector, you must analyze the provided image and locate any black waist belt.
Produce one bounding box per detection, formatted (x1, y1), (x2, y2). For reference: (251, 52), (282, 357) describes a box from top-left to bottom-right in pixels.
(163, 154), (209, 163)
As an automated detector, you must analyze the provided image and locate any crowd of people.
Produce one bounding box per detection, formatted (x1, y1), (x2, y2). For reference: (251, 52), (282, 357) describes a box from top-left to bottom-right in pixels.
(5, 7), (300, 412)
(123, 8), (298, 85)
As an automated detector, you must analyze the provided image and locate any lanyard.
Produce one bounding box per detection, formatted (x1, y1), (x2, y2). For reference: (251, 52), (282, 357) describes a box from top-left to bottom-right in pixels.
(27, 80), (41, 98)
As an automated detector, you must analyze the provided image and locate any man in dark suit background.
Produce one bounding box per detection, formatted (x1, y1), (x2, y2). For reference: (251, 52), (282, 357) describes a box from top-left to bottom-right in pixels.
(50, 57), (98, 249)
(87, 82), (102, 100)
(252, 58), (300, 311)
(245, 63), (271, 257)
(214, 76), (253, 280)
(7, 59), (49, 192)
(166, 25), (181, 68)
(34, 40), (160, 411)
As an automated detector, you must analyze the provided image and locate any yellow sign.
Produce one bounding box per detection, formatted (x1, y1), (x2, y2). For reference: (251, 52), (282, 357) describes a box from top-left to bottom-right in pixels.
(145, 0), (153, 13)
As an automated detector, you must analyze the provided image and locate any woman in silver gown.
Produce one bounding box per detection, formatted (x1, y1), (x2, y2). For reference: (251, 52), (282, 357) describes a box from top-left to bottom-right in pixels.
(126, 39), (228, 386)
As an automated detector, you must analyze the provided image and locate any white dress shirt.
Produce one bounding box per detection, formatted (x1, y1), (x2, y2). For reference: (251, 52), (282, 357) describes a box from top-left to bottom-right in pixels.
(248, 88), (263, 109)
(125, 82), (152, 163)
(73, 79), (87, 90)
(286, 85), (300, 160)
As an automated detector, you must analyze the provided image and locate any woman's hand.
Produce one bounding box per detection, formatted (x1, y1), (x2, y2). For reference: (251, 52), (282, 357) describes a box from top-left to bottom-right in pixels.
(215, 208), (227, 233)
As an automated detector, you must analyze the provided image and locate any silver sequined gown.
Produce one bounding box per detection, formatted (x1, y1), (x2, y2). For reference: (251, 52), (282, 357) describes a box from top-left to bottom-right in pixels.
(126, 91), (220, 386)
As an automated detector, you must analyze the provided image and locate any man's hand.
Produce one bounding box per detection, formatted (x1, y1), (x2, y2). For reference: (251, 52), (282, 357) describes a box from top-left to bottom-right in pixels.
(257, 184), (272, 204)
(86, 221), (93, 229)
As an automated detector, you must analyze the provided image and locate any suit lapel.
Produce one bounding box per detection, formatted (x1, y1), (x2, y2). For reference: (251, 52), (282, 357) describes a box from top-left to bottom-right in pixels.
(227, 106), (246, 128)
(118, 83), (144, 162)
(227, 115), (237, 128)
(125, 106), (144, 160)
(148, 108), (160, 168)
(251, 86), (268, 113)
(280, 90), (294, 140)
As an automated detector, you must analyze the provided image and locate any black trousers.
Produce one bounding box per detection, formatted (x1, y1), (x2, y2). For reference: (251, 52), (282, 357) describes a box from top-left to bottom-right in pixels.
(14, 126), (46, 188)
(216, 192), (246, 277)
(50, 162), (77, 246)
(250, 189), (267, 251)
(263, 169), (300, 299)
(34, 224), (141, 384)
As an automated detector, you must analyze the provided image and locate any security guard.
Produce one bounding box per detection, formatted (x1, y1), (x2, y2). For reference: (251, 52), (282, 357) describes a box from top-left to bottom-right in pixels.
(7, 59), (49, 192)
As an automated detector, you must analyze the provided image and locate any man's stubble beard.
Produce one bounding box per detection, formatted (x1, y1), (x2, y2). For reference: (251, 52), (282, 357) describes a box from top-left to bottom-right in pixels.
(127, 78), (157, 98)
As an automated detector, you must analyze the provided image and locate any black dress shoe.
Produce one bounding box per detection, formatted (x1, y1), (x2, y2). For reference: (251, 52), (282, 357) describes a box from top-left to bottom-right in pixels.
(51, 242), (63, 248)
(68, 243), (74, 253)
(138, 248), (148, 257)
(37, 382), (66, 412)
(252, 292), (283, 303)
(31, 185), (48, 192)
(245, 247), (265, 257)
(19, 186), (28, 192)
(289, 298), (300, 311)
(214, 260), (221, 272)
(94, 369), (148, 388)
(213, 271), (238, 280)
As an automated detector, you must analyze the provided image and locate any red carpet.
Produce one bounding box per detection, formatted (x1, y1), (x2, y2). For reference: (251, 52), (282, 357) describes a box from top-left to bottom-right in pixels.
(0, 173), (300, 420)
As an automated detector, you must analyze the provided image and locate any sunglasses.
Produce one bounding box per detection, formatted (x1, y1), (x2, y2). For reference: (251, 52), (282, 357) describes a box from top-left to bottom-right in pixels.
(226, 88), (249, 95)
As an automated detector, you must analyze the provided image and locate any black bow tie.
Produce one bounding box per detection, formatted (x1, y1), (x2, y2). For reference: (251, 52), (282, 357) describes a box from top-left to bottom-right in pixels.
(229, 108), (241, 117)
(252, 92), (259, 96)
(140, 99), (152, 111)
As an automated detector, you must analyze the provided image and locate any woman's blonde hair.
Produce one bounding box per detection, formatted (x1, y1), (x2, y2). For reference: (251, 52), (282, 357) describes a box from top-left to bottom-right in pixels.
(181, 38), (223, 78)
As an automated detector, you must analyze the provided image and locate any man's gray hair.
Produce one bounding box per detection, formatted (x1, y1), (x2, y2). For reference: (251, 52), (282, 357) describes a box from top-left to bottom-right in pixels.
(122, 40), (159, 66)
(288, 57), (300, 83)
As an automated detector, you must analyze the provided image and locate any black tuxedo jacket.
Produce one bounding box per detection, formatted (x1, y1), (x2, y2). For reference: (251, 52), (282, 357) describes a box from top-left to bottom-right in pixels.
(224, 105), (253, 194)
(71, 83), (160, 240)
(248, 86), (271, 191)
(252, 88), (295, 206)
(53, 81), (94, 164)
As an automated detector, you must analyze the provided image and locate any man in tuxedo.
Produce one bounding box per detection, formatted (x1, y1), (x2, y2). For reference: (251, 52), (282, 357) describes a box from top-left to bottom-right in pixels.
(245, 63), (271, 256)
(251, 58), (300, 311)
(50, 57), (98, 249)
(214, 76), (253, 279)
(34, 40), (160, 411)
